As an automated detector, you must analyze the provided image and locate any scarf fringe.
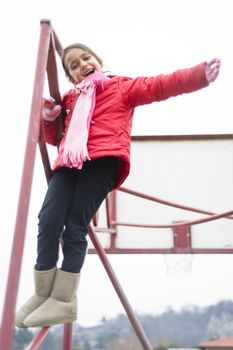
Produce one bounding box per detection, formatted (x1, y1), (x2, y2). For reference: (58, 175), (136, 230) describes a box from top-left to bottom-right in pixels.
(62, 146), (91, 169)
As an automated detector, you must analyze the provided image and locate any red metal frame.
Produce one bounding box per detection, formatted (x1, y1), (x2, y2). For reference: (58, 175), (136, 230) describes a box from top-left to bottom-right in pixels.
(0, 20), (153, 350)
(26, 327), (50, 350)
(89, 185), (233, 254)
(0, 20), (51, 350)
(1, 19), (233, 350)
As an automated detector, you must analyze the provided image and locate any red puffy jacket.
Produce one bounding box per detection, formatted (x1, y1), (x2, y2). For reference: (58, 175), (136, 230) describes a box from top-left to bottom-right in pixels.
(42, 63), (208, 189)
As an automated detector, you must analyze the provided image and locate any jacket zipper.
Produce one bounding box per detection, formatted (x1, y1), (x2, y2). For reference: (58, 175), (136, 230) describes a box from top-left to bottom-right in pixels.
(91, 120), (117, 134)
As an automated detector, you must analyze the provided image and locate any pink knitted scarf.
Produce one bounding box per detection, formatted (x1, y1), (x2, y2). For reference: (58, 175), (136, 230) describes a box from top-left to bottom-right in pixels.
(62, 71), (106, 169)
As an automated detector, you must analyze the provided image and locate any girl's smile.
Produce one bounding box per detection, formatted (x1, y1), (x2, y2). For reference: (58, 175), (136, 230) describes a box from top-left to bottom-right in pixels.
(64, 48), (102, 83)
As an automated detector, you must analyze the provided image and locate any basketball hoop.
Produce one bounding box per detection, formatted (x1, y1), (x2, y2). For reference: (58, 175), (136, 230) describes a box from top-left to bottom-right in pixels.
(163, 254), (194, 277)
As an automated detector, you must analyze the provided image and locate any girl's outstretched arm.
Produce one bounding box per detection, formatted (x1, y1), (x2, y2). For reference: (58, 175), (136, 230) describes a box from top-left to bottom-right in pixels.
(205, 58), (221, 83)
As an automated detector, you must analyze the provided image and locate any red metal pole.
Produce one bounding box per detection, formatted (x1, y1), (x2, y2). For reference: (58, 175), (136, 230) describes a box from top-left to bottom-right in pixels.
(119, 186), (233, 220)
(63, 323), (73, 350)
(113, 208), (233, 228)
(105, 194), (112, 228)
(88, 225), (153, 350)
(109, 191), (117, 249)
(0, 20), (51, 350)
(26, 327), (50, 350)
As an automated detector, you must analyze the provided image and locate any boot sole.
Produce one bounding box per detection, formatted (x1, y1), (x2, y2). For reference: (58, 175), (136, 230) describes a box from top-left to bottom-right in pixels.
(24, 314), (77, 328)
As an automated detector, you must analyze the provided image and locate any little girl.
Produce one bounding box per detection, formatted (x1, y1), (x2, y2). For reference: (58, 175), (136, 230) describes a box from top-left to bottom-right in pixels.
(15, 43), (221, 328)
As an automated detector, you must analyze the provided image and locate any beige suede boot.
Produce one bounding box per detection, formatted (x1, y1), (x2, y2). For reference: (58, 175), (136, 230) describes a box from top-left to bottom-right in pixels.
(15, 267), (57, 328)
(23, 269), (80, 328)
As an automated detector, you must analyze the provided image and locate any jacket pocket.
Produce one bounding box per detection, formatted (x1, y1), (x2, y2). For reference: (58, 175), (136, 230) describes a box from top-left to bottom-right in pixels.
(90, 120), (117, 135)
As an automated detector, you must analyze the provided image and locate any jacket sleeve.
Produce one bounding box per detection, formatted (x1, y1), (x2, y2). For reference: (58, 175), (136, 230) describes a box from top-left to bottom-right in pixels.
(120, 62), (209, 108)
(41, 118), (59, 146)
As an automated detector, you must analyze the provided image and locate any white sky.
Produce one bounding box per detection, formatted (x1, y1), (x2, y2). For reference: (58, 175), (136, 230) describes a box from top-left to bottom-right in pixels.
(1, 0), (233, 327)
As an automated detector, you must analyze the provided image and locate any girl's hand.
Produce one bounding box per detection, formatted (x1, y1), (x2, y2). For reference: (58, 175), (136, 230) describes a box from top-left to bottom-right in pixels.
(42, 98), (61, 121)
(205, 58), (221, 83)
(43, 97), (56, 109)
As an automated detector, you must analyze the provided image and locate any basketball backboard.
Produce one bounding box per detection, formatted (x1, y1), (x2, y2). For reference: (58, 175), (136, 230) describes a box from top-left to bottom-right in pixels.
(88, 134), (233, 254)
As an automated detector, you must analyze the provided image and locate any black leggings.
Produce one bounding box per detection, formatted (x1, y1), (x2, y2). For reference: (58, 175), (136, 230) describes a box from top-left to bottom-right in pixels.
(36, 157), (118, 273)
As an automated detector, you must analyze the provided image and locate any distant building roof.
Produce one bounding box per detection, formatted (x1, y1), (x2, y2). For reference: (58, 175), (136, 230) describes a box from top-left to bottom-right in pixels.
(199, 336), (233, 348)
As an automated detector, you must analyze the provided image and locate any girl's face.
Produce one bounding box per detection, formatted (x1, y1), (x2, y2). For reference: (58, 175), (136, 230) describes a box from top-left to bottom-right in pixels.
(64, 48), (102, 84)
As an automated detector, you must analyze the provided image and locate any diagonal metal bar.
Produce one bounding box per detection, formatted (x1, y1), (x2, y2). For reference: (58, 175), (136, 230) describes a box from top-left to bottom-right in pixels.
(26, 327), (50, 350)
(88, 225), (153, 350)
(119, 186), (233, 220)
(113, 208), (233, 229)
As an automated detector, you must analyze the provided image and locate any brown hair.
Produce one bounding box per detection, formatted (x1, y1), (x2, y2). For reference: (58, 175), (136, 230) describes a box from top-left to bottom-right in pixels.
(61, 43), (103, 81)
